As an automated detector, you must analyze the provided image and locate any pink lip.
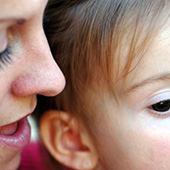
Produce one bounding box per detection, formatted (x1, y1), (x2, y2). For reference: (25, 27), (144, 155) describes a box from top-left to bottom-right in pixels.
(0, 118), (31, 151)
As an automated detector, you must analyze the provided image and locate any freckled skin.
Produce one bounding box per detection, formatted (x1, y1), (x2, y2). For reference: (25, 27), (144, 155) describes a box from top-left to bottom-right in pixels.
(0, 0), (65, 169)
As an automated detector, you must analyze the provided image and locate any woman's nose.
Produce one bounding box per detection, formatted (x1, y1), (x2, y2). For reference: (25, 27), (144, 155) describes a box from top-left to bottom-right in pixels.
(11, 31), (65, 97)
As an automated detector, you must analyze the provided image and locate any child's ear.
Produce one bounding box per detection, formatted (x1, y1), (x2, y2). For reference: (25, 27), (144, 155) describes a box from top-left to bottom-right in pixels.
(40, 110), (98, 170)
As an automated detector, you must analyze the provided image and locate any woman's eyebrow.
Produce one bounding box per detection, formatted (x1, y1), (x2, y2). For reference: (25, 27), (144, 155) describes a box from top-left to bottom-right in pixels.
(126, 72), (170, 93)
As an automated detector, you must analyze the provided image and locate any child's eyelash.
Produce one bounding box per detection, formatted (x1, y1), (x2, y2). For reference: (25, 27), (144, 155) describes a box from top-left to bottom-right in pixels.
(0, 45), (12, 67)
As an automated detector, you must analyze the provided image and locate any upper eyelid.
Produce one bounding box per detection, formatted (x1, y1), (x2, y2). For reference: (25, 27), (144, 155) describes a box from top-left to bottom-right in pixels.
(0, 31), (8, 52)
(0, 23), (18, 44)
(147, 91), (170, 107)
(128, 89), (170, 112)
(0, 19), (26, 39)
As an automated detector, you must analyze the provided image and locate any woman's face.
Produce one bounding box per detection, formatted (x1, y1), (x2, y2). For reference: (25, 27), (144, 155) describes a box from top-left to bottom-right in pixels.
(85, 20), (170, 170)
(0, 0), (65, 169)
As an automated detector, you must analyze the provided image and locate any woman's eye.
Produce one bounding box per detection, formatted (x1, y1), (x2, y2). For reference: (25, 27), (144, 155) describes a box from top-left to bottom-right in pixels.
(0, 45), (12, 67)
(0, 29), (15, 68)
(151, 100), (170, 112)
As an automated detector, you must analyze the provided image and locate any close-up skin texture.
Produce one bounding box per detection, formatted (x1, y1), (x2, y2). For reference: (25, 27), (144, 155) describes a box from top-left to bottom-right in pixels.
(0, 0), (65, 169)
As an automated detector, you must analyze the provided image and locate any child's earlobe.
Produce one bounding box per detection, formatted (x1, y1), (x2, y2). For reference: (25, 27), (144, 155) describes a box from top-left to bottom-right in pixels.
(40, 110), (98, 170)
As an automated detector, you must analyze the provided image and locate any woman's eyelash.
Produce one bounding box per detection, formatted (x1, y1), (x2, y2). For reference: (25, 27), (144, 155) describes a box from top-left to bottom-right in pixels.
(0, 45), (12, 67)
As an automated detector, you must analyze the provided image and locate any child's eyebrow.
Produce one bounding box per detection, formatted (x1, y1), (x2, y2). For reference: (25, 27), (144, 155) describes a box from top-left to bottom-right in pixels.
(126, 72), (170, 93)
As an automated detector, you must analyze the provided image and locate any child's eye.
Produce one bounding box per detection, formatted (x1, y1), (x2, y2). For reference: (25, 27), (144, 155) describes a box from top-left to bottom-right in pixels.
(0, 29), (15, 68)
(146, 91), (170, 117)
(151, 100), (170, 112)
(0, 45), (12, 67)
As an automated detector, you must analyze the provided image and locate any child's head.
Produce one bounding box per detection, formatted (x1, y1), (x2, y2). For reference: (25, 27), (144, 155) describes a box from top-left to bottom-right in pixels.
(40, 0), (170, 169)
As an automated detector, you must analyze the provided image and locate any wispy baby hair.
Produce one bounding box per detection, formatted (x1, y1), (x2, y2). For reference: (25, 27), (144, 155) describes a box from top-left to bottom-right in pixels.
(43, 0), (170, 117)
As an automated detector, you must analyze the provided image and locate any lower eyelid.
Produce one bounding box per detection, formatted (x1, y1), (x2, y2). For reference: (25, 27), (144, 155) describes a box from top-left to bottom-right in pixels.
(147, 108), (170, 118)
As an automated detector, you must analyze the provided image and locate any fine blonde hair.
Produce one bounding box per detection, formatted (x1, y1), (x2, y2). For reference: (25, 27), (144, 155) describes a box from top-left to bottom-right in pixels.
(39, 0), (170, 119)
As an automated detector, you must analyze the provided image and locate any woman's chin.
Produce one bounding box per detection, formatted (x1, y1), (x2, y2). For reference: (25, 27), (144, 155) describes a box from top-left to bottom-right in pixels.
(0, 150), (21, 170)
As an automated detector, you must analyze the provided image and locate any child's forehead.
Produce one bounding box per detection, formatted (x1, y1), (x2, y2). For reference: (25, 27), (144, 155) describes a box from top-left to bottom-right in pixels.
(88, 17), (170, 95)
(122, 20), (170, 94)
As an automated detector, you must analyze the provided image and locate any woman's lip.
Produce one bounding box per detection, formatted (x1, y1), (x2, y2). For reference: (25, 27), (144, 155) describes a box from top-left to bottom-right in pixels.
(0, 122), (18, 135)
(0, 118), (31, 151)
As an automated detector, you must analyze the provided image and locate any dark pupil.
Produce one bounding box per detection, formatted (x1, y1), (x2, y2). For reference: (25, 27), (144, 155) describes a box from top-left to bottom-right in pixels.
(152, 100), (170, 112)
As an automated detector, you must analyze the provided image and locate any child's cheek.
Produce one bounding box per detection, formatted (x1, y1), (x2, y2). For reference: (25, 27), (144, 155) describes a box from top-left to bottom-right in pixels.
(147, 133), (170, 165)
(153, 139), (170, 160)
